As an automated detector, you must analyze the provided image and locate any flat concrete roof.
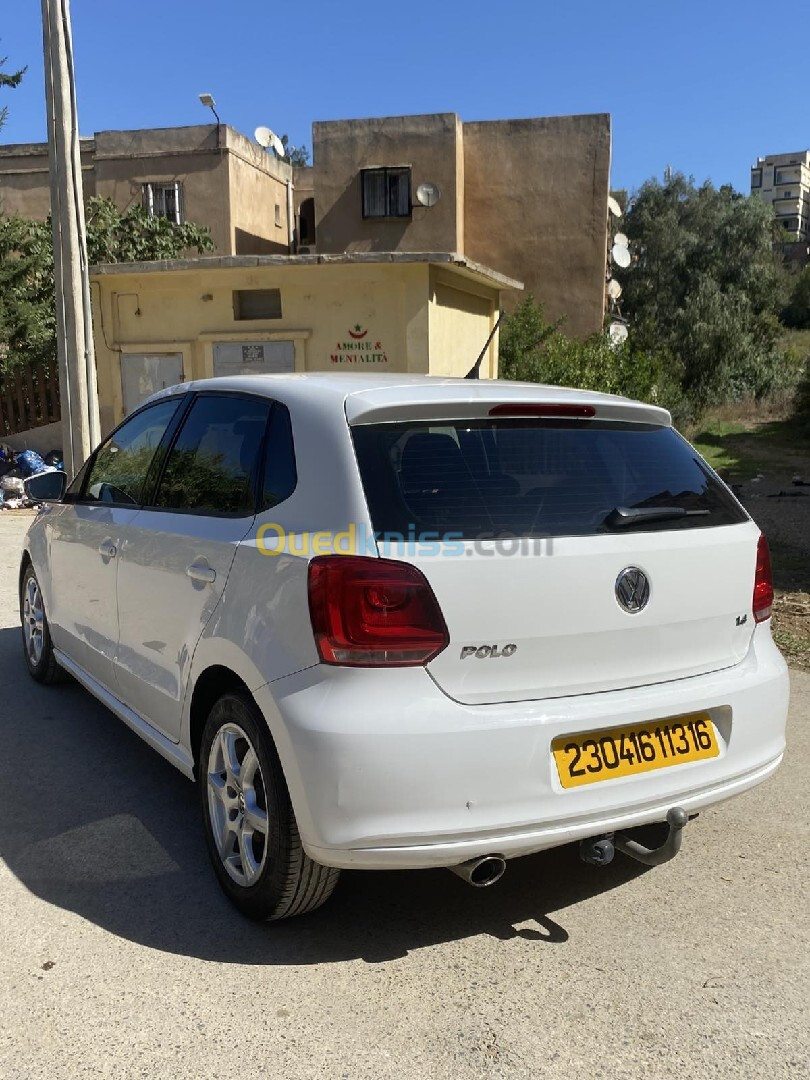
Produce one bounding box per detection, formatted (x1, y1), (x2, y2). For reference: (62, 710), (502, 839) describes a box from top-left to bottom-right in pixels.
(89, 251), (524, 292)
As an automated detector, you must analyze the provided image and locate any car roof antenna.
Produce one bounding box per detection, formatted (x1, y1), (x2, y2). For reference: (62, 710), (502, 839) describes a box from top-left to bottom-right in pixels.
(465, 309), (506, 380)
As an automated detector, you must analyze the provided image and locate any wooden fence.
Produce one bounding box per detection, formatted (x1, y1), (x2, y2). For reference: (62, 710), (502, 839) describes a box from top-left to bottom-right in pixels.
(0, 364), (61, 438)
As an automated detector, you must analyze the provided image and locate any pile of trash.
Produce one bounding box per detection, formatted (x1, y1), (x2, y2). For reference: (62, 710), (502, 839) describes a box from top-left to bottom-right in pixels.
(0, 445), (63, 510)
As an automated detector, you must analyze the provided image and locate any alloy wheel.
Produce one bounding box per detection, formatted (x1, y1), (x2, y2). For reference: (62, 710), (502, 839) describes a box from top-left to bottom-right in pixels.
(206, 722), (269, 887)
(23, 576), (45, 668)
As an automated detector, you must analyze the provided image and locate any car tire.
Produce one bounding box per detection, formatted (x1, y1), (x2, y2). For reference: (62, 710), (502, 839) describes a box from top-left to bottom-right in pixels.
(199, 692), (340, 921)
(20, 564), (64, 685)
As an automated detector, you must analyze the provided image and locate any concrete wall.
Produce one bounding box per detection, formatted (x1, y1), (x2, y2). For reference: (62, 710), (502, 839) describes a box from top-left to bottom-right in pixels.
(93, 127), (233, 251)
(0, 125), (292, 257)
(312, 114), (463, 254)
(308, 111), (611, 338)
(463, 114), (611, 337)
(429, 268), (498, 379)
(90, 259), (505, 428)
(227, 133), (291, 256)
(2, 421), (63, 457)
(0, 139), (95, 218)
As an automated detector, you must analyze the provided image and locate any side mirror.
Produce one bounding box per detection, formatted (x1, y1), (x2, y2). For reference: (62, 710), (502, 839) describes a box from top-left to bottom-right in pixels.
(24, 470), (68, 504)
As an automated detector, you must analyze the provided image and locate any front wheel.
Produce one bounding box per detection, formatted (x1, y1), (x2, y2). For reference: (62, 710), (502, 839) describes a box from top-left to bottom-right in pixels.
(20, 564), (64, 684)
(199, 692), (340, 921)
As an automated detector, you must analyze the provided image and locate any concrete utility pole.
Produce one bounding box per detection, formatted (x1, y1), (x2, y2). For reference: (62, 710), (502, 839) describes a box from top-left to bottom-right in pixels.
(41, 0), (100, 478)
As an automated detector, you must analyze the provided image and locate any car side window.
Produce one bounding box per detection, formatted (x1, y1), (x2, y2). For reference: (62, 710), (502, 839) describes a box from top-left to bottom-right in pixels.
(261, 403), (297, 510)
(81, 398), (182, 506)
(151, 394), (271, 516)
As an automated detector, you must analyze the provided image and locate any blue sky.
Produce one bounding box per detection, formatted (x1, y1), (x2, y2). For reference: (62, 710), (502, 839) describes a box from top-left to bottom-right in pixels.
(1, 0), (804, 193)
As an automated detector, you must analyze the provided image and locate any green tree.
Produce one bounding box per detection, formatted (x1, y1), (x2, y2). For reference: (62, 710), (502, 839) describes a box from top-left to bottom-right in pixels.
(0, 198), (214, 375)
(85, 196), (215, 264)
(0, 51), (25, 132)
(782, 266), (810, 330)
(0, 216), (54, 373)
(280, 135), (310, 167)
(499, 296), (686, 421)
(616, 173), (792, 408)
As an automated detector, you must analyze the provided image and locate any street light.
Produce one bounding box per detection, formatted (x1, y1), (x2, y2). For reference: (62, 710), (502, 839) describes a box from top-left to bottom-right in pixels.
(198, 92), (220, 123)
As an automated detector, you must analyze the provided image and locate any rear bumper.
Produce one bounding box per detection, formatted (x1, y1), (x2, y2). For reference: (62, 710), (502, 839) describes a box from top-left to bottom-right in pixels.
(257, 629), (790, 870)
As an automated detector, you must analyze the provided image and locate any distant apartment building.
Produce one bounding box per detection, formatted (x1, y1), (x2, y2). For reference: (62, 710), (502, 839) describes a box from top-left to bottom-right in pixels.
(1, 110), (612, 339)
(750, 151), (810, 246)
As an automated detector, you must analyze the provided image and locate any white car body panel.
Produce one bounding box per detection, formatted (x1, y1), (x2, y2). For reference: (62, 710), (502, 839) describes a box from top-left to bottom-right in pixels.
(404, 524), (760, 705)
(257, 628), (787, 868)
(45, 502), (140, 691)
(114, 510), (254, 741)
(20, 373), (790, 875)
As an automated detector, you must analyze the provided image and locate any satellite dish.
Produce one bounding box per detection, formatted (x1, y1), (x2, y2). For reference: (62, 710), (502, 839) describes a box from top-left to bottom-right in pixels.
(613, 232), (629, 248)
(607, 278), (623, 300)
(254, 125), (286, 158)
(609, 321), (629, 346)
(608, 195), (623, 218)
(415, 181), (441, 208)
(612, 243), (631, 268)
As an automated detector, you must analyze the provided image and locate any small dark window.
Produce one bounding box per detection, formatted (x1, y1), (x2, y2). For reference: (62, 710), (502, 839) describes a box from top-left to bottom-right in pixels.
(261, 403), (297, 509)
(750, 169), (762, 189)
(298, 197), (315, 245)
(82, 398), (181, 505)
(361, 167), (411, 219)
(233, 289), (282, 320)
(142, 182), (183, 224)
(153, 394), (271, 515)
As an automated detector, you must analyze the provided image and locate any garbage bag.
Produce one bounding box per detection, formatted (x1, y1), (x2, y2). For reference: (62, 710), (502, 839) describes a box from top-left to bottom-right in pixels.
(15, 450), (46, 477)
(1, 476), (26, 496)
(43, 450), (64, 468)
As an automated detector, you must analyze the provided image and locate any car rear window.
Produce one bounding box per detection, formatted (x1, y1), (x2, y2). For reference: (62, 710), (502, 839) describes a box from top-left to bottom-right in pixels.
(351, 419), (748, 539)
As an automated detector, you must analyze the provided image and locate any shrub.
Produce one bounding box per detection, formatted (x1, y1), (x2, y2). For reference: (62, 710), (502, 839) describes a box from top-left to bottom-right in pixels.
(498, 297), (689, 423)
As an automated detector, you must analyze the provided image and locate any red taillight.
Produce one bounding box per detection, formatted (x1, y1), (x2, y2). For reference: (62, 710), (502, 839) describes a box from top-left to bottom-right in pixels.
(488, 403), (596, 418)
(753, 534), (774, 623)
(307, 556), (449, 666)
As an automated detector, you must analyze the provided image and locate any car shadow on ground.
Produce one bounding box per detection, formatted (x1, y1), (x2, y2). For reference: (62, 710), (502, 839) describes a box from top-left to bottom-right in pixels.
(0, 626), (648, 965)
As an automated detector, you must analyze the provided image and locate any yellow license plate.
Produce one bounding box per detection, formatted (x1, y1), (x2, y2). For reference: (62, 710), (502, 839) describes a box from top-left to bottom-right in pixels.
(552, 713), (719, 789)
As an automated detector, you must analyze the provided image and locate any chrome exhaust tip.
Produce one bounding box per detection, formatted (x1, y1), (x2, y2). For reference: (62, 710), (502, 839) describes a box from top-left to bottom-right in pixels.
(448, 854), (506, 888)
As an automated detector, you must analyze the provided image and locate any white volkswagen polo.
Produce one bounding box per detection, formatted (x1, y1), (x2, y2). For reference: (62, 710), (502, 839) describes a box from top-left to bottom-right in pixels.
(20, 374), (789, 920)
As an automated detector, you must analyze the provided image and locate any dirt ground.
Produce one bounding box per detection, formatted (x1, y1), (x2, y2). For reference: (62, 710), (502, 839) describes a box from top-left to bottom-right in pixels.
(692, 416), (810, 671)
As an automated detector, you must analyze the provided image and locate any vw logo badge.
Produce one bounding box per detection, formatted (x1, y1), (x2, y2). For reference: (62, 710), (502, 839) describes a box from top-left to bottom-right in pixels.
(615, 567), (650, 614)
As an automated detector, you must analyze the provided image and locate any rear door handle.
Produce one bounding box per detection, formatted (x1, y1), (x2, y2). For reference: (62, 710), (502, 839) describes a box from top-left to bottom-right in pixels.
(186, 561), (216, 584)
(98, 541), (117, 559)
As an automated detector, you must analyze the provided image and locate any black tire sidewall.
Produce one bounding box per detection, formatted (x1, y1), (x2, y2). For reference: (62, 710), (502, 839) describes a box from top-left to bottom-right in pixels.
(198, 692), (296, 920)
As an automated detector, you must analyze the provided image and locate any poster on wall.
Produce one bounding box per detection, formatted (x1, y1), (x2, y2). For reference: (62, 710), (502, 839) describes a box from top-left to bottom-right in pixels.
(212, 341), (295, 377)
(330, 325), (389, 366)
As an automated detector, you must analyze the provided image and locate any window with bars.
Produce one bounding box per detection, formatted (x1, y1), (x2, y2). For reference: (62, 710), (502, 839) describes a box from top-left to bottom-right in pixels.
(142, 182), (183, 224)
(361, 167), (411, 219)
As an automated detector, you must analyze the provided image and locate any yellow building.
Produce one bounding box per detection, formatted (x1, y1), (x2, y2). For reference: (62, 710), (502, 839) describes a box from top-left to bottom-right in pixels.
(90, 253), (522, 431)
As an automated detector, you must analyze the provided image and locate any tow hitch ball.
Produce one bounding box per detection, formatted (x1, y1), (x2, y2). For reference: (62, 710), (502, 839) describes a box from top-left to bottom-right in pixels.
(579, 807), (691, 868)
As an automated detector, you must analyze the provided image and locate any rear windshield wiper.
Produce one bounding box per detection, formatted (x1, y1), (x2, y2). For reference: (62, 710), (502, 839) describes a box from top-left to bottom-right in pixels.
(603, 505), (712, 529)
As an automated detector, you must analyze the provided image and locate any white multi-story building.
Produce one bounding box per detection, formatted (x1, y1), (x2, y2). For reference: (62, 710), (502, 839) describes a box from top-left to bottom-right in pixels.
(750, 151), (810, 242)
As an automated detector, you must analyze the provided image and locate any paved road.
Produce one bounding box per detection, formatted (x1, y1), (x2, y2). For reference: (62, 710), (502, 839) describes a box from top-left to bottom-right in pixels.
(0, 512), (807, 1080)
